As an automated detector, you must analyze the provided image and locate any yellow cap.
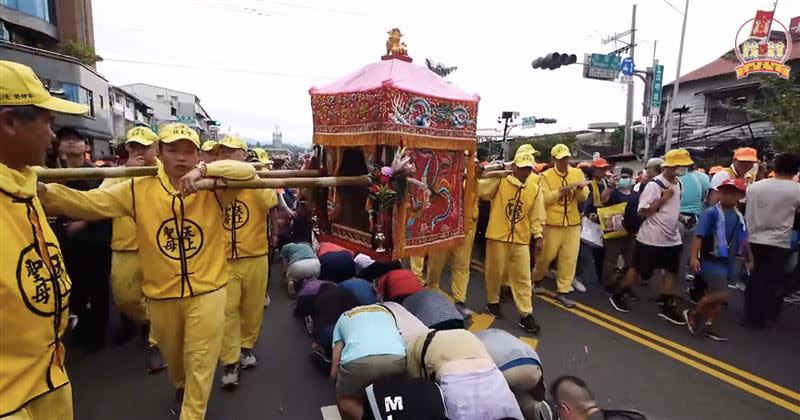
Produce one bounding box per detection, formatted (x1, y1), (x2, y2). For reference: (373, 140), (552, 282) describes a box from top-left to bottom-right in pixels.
(551, 144), (571, 160)
(516, 144), (540, 157)
(513, 152), (536, 168)
(0, 60), (89, 115)
(662, 148), (694, 167)
(252, 147), (272, 164)
(159, 123), (200, 147)
(201, 140), (217, 152)
(126, 126), (158, 146)
(218, 135), (248, 151)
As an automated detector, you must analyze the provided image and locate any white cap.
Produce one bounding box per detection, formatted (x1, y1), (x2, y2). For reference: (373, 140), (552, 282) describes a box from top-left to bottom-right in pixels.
(353, 253), (375, 274)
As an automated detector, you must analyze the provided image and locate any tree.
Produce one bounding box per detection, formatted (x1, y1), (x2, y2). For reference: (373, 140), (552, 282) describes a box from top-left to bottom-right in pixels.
(746, 73), (800, 153)
(55, 40), (103, 66)
(425, 58), (457, 78)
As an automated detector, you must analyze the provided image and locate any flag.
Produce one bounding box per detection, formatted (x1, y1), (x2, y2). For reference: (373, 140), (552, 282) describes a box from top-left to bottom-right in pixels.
(791, 16), (800, 35)
(750, 10), (774, 38)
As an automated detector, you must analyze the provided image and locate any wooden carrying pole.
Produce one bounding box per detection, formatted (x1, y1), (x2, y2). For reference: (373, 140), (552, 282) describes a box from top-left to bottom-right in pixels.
(34, 166), (320, 182)
(195, 176), (371, 189)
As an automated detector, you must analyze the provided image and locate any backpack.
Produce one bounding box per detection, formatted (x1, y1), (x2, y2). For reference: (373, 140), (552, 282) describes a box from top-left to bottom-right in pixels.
(623, 179), (680, 234)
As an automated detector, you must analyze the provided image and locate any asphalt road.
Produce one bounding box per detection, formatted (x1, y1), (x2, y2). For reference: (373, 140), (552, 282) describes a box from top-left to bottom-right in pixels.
(67, 261), (800, 420)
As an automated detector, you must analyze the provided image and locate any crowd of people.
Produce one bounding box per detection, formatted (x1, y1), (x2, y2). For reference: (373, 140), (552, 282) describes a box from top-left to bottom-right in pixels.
(2, 58), (799, 420)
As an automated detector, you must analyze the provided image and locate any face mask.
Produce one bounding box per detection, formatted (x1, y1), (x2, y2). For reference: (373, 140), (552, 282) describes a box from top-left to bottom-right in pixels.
(674, 168), (688, 177)
(618, 178), (633, 188)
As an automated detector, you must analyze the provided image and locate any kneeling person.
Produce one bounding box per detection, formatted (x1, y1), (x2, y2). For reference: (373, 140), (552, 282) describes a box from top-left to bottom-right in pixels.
(402, 289), (465, 330)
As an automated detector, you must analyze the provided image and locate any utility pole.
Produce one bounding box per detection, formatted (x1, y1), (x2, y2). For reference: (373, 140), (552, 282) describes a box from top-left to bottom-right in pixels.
(663, 0), (689, 151)
(497, 111), (518, 160)
(644, 40), (657, 160)
(623, 4), (637, 155)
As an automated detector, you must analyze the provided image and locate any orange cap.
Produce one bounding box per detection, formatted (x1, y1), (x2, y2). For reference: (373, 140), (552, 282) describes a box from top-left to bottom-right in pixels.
(733, 147), (758, 162)
(709, 165), (724, 175)
(591, 157), (611, 168)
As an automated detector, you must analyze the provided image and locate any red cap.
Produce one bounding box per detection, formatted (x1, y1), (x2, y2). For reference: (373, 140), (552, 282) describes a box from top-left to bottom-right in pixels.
(591, 158), (610, 168)
(718, 178), (747, 193)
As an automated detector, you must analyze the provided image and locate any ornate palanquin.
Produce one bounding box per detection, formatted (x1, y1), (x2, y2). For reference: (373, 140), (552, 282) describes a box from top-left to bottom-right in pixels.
(309, 30), (480, 260)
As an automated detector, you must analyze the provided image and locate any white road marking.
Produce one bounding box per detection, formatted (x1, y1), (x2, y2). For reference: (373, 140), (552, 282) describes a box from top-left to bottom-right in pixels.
(321, 405), (342, 420)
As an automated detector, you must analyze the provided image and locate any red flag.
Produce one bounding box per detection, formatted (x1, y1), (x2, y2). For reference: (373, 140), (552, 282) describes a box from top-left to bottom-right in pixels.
(750, 10), (774, 38)
(790, 16), (800, 35)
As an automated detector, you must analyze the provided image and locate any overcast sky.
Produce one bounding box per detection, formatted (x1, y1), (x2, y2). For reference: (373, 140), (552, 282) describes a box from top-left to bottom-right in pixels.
(93, 0), (797, 146)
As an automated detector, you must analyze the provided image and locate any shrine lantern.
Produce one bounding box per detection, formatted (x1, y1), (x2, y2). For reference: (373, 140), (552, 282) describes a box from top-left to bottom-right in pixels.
(309, 29), (480, 260)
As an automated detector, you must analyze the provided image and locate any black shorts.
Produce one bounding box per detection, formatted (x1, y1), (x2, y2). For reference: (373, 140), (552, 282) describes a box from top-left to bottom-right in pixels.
(633, 242), (681, 279)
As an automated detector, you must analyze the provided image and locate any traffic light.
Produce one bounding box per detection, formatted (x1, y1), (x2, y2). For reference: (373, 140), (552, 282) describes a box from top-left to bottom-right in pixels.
(207, 120), (221, 126)
(535, 118), (557, 124)
(531, 53), (578, 70)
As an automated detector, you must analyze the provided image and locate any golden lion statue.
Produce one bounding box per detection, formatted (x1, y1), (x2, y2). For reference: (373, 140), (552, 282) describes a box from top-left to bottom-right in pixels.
(386, 28), (408, 56)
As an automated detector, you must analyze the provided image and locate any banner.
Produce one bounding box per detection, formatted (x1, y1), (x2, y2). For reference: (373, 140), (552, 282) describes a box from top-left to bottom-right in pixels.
(791, 16), (800, 35)
(750, 10), (774, 38)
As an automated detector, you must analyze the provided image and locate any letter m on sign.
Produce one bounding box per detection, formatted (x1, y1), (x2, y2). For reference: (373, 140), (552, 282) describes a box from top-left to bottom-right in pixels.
(384, 396), (403, 412)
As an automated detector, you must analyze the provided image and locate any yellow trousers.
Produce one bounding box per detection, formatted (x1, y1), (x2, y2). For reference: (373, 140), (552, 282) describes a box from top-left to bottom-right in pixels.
(485, 240), (533, 315)
(5, 383), (73, 420)
(409, 255), (426, 283)
(532, 225), (581, 294)
(149, 288), (226, 420)
(111, 250), (156, 345)
(426, 225), (476, 303)
(220, 256), (269, 365)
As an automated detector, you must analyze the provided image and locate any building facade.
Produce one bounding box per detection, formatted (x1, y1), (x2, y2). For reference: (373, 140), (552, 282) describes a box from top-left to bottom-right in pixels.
(109, 86), (153, 140)
(118, 83), (215, 139)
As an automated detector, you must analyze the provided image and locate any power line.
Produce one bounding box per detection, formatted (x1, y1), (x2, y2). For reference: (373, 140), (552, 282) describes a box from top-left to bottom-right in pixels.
(661, 0), (684, 15)
(101, 58), (331, 81)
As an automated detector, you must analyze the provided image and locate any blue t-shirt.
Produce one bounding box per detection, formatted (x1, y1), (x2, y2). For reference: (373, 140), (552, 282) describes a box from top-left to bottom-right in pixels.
(332, 304), (406, 365)
(606, 188), (634, 206)
(339, 278), (377, 305)
(279, 243), (317, 265)
(679, 171), (710, 216)
(695, 206), (742, 278)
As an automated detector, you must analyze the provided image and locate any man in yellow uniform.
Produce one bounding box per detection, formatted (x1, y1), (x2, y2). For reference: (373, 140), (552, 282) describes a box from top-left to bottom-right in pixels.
(199, 140), (217, 163)
(0, 60), (88, 420)
(215, 135), (277, 390)
(532, 144), (589, 308)
(100, 126), (166, 373)
(426, 159), (481, 317)
(39, 123), (256, 420)
(480, 150), (545, 334)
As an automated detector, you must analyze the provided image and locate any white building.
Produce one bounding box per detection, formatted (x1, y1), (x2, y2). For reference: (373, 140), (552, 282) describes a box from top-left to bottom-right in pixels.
(118, 83), (214, 139)
(108, 86), (152, 139)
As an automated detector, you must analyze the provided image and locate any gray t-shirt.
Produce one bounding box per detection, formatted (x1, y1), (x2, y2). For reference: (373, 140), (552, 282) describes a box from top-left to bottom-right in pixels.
(745, 178), (800, 249)
(402, 290), (463, 328)
(474, 328), (540, 369)
(636, 174), (682, 247)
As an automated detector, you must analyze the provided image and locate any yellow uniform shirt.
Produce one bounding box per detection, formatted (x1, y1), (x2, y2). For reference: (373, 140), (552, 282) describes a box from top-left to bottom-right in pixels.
(99, 177), (137, 251)
(479, 174), (545, 245)
(539, 167), (589, 227)
(224, 189), (278, 259)
(0, 164), (70, 416)
(40, 161), (255, 300)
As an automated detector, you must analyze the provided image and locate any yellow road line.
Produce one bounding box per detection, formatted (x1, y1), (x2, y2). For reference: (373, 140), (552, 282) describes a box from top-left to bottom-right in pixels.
(537, 294), (800, 415)
(539, 290), (800, 403)
(519, 336), (539, 350)
(468, 313), (495, 333)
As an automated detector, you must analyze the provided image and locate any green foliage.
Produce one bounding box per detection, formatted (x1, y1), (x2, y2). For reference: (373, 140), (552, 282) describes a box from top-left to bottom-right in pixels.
(510, 133), (578, 161)
(609, 127), (645, 152)
(747, 73), (800, 153)
(55, 40), (103, 66)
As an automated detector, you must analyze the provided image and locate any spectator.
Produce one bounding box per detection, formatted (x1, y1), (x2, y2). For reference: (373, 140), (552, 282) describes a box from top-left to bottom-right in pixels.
(310, 283), (360, 363)
(685, 179), (751, 341)
(633, 158), (663, 192)
(546, 376), (602, 420)
(678, 163), (711, 284)
(743, 153), (800, 328)
(331, 305), (407, 420)
(475, 328), (545, 420)
(318, 249), (357, 283)
(600, 167), (636, 291)
(406, 329), (523, 420)
(318, 241), (354, 258)
(709, 147), (759, 206)
(402, 289), (465, 330)
(339, 278), (377, 305)
(379, 302), (430, 344)
(280, 242), (320, 297)
(376, 269), (424, 303)
(610, 149), (692, 326)
(582, 157), (613, 289)
(294, 278), (336, 319)
(361, 377), (448, 420)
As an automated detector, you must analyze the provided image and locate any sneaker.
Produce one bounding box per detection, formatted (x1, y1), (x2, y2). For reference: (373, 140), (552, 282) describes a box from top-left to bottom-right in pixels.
(609, 294), (631, 313)
(658, 305), (686, 326)
(304, 315), (314, 336)
(518, 315), (541, 334)
(572, 278), (587, 293)
(310, 348), (331, 371)
(221, 363), (240, 390)
(170, 388), (184, 417)
(626, 288), (641, 302)
(533, 284), (547, 295)
(555, 294), (576, 308)
(264, 294), (271, 309)
(146, 345), (167, 374)
(68, 313), (79, 330)
(705, 327), (729, 342)
(455, 302), (474, 318)
(240, 348), (257, 369)
(683, 310), (698, 335)
(486, 303), (504, 319)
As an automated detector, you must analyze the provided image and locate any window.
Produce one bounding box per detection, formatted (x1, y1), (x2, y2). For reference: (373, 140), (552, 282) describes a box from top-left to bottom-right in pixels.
(125, 99), (133, 109)
(79, 87), (94, 117)
(170, 95), (179, 101)
(1, 0), (54, 24)
(170, 107), (177, 116)
(156, 94), (165, 100)
(705, 88), (758, 126)
(115, 94), (122, 104)
(61, 83), (79, 103)
(99, 95), (104, 109)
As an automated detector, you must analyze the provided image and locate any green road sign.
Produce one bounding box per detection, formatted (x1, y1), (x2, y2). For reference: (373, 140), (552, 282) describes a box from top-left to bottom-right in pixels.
(521, 116), (536, 128)
(590, 53), (622, 70)
(650, 64), (664, 112)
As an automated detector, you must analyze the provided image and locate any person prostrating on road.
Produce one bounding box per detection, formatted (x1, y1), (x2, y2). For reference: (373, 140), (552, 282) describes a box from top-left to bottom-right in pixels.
(39, 123), (257, 420)
(610, 149), (693, 326)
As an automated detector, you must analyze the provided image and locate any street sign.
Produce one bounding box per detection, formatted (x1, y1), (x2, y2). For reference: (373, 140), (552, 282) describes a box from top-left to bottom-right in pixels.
(620, 57), (634, 76)
(584, 53), (620, 81)
(521, 116), (536, 129)
(650, 63), (664, 114)
(618, 74), (633, 84)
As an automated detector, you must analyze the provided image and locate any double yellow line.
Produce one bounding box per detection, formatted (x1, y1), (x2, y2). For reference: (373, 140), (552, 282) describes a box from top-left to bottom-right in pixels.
(469, 260), (800, 415)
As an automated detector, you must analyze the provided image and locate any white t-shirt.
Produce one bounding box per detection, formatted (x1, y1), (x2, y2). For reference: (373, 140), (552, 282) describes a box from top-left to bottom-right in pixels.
(745, 178), (800, 249)
(635, 174), (682, 247)
(380, 302), (430, 344)
(710, 170), (731, 190)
